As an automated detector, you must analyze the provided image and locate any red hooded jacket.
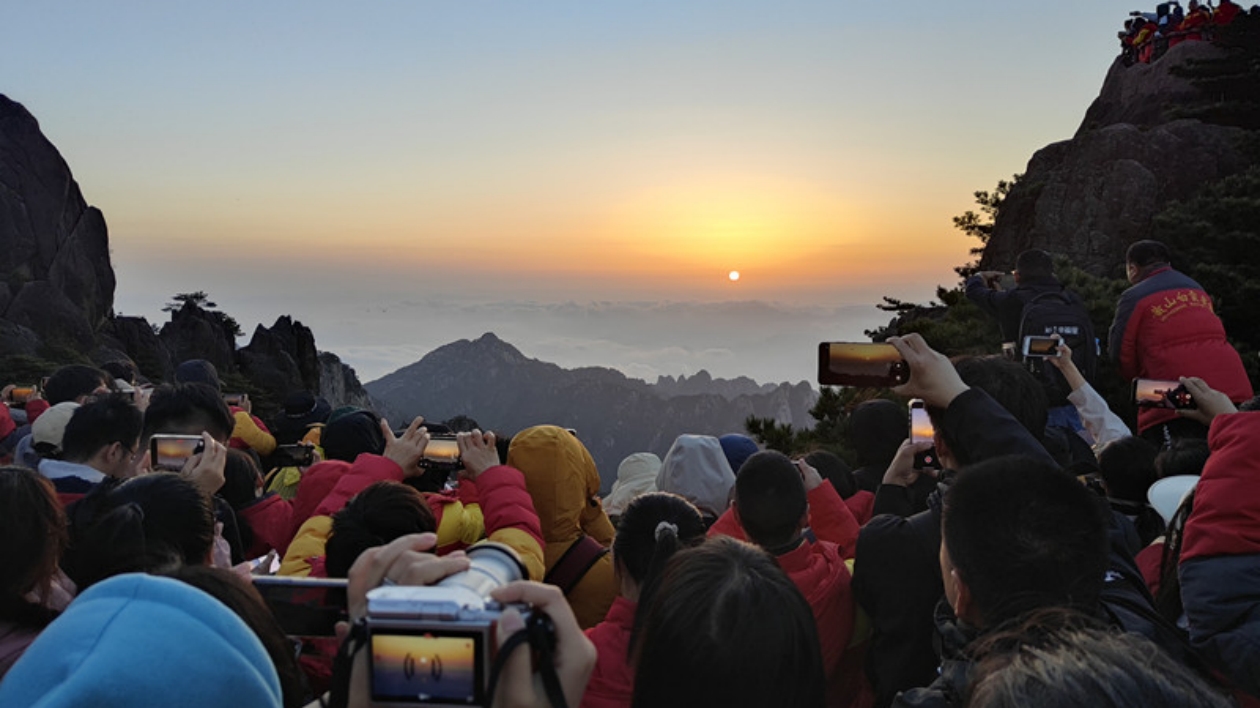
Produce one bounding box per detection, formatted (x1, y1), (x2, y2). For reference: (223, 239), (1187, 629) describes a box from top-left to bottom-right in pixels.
(580, 596), (637, 708)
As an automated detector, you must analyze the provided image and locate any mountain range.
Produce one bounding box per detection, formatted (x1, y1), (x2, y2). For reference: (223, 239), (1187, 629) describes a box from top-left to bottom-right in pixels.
(365, 333), (818, 490)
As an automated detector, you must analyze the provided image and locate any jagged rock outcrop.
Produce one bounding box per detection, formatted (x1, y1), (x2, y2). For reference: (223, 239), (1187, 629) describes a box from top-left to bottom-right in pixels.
(99, 316), (173, 382)
(653, 370), (778, 400)
(0, 94), (115, 351)
(982, 42), (1254, 276)
(318, 351), (375, 410)
(365, 333), (818, 489)
(158, 303), (238, 374)
(236, 316), (321, 404)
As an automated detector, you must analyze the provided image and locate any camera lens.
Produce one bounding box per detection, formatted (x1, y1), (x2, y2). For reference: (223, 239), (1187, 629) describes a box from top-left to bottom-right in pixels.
(436, 542), (528, 598)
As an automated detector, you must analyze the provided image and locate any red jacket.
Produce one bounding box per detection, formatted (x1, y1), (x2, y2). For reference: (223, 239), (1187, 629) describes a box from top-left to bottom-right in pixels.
(1135, 541), (1165, 597)
(1108, 266), (1253, 433)
(708, 482), (860, 559)
(778, 539), (861, 708)
(580, 596), (636, 708)
(239, 493), (296, 559)
(844, 490), (875, 527)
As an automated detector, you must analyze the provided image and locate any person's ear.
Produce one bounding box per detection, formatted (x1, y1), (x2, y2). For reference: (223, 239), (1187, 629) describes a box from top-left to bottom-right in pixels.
(949, 569), (978, 625)
(934, 432), (957, 470)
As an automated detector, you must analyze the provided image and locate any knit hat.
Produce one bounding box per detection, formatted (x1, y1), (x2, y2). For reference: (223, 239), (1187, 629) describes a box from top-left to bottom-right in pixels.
(174, 359), (222, 392)
(603, 452), (661, 517)
(32, 402), (80, 455)
(321, 408), (385, 462)
(657, 435), (736, 519)
(0, 573), (282, 708)
(718, 434), (760, 476)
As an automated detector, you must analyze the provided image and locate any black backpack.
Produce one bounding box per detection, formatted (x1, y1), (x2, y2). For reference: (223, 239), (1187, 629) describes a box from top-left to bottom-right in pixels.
(1017, 289), (1097, 406)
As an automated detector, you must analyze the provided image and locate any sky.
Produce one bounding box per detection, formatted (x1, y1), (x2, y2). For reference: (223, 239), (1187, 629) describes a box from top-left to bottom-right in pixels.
(3, 2), (1124, 385)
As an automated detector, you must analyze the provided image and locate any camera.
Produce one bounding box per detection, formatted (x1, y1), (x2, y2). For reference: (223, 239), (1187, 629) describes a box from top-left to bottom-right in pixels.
(365, 542), (531, 706)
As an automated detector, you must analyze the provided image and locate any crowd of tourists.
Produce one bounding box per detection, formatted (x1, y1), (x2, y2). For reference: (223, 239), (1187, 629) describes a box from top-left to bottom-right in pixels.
(1119, 0), (1255, 65)
(0, 238), (1257, 707)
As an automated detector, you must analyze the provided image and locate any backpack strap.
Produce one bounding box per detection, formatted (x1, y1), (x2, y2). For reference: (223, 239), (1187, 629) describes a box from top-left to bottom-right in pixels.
(544, 535), (609, 596)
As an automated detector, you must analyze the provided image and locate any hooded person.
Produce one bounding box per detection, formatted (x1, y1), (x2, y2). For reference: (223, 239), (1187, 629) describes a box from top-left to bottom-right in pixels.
(506, 425), (616, 629)
(718, 433), (760, 476)
(655, 434), (736, 526)
(0, 573), (282, 708)
(602, 452), (661, 519)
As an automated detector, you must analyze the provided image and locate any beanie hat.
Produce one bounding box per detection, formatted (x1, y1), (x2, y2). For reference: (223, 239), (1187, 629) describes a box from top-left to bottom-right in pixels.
(174, 359), (222, 392)
(0, 573), (282, 708)
(718, 434), (760, 476)
(32, 402), (80, 455)
(603, 452), (661, 517)
(322, 409), (385, 462)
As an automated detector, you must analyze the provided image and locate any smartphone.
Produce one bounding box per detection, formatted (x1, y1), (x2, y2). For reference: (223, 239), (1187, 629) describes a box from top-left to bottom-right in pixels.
(909, 399), (938, 470)
(422, 435), (462, 469)
(998, 273), (1017, 291)
(8, 385), (36, 404)
(1022, 335), (1061, 358)
(223, 393), (247, 407)
(252, 576), (349, 638)
(1132, 379), (1196, 410)
(274, 443), (315, 467)
(818, 343), (909, 387)
(150, 434), (205, 471)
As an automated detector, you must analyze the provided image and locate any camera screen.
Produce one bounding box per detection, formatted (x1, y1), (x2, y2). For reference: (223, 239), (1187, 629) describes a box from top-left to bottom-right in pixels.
(371, 630), (482, 704)
(1133, 379), (1195, 409)
(150, 435), (205, 471)
(817, 343), (909, 387)
(424, 437), (461, 463)
(253, 577), (348, 638)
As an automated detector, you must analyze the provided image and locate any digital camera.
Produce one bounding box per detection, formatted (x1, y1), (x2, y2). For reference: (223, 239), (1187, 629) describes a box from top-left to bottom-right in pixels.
(365, 542), (530, 706)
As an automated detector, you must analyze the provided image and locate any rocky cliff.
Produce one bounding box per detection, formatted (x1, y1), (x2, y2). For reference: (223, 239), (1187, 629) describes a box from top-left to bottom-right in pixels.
(981, 40), (1255, 275)
(365, 333), (818, 490)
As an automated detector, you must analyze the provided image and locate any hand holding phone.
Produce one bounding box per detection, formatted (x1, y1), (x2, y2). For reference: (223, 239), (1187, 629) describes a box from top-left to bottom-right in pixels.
(909, 399), (939, 470)
(886, 334), (971, 409)
(1132, 379), (1197, 410)
(817, 343), (909, 387)
(1022, 335), (1061, 358)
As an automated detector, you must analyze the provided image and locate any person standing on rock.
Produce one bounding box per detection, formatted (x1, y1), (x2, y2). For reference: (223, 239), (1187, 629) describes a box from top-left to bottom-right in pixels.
(1108, 239), (1253, 445)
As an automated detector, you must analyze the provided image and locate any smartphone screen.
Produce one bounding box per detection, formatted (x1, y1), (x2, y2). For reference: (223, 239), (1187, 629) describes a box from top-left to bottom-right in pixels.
(818, 343), (909, 387)
(909, 400), (938, 469)
(150, 434), (205, 471)
(252, 576), (349, 638)
(9, 385), (36, 403)
(370, 630), (483, 704)
(1022, 336), (1060, 358)
(1132, 379), (1196, 409)
(424, 437), (461, 464)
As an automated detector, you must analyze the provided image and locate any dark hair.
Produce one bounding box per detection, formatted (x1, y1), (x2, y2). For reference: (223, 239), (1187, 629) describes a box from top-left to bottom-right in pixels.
(805, 449), (855, 499)
(1015, 249), (1054, 281)
(221, 449), (263, 510)
(967, 608), (1231, 708)
(100, 360), (138, 385)
(321, 409), (385, 463)
(164, 565), (310, 708)
(61, 395), (144, 463)
(847, 399), (906, 469)
(325, 481), (436, 578)
(735, 451), (807, 550)
(1097, 436), (1158, 503)
(631, 537), (825, 708)
(142, 382), (235, 444)
(0, 466), (66, 628)
(938, 357), (1048, 466)
(63, 473), (215, 590)
(943, 456), (1108, 627)
(1154, 438), (1210, 478)
(1126, 240), (1170, 268)
(43, 365), (109, 405)
(612, 492), (705, 591)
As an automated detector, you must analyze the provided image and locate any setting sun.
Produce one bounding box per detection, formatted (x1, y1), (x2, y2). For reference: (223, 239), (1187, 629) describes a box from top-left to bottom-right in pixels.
(729, 270), (740, 281)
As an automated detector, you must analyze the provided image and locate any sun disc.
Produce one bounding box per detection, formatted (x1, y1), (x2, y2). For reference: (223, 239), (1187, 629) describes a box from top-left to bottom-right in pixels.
(728, 270), (740, 281)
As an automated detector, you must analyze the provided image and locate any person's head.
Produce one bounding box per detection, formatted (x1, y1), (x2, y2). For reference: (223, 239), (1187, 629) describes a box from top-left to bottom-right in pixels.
(320, 409), (385, 463)
(220, 449), (264, 509)
(847, 399), (906, 469)
(935, 357), (1048, 468)
(0, 573), (282, 708)
(142, 383), (235, 445)
(1097, 436), (1159, 504)
(656, 434), (736, 521)
(325, 481), (436, 578)
(174, 359), (222, 391)
(734, 451), (808, 552)
(0, 466), (67, 620)
(966, 610), (1232, 708)
(1155, 438), (1210, 479)
(100, 360), (138, 386)
(1014, 249), (1055, 283)
(718, 434), (760, 476)
(941, 456), (1109, 629)
(805, 449), (855, 499)
(61, 395), (144, 478)
(43, 365), (110, 405)
(31, 401), (80, 459)
(507, 425), (605, 544)
(164, 565), (309, 708)
(631, 537), (825, 708)
(1125, 240), (1171, 283)
(63, 473), (215, 590)
(603, 452), (662, 518)
(611, 492), (705, 600)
